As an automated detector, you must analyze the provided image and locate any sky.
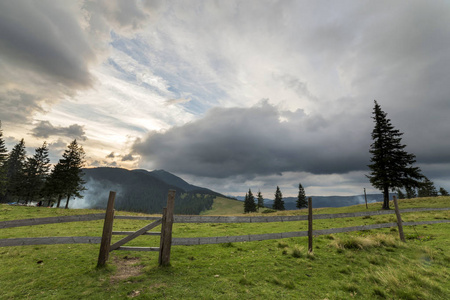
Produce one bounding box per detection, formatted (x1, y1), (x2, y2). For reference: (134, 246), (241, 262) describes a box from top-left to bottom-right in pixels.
(1, 0), (449, 198)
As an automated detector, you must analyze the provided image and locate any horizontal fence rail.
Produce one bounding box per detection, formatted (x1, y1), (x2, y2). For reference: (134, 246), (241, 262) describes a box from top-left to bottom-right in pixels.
(114, 215), (161, 221)
(172, 207), (450, 224)
(172, 219), (450, 246)
(0, 236), (101, 247)
(2, 219), (449, 248)
(1, 207), (448, 248)
(0, 214), (105, 229)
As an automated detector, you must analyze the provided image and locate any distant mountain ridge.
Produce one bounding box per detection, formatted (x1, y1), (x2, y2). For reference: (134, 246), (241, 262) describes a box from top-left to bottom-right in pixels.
(77, 167), (226, 214)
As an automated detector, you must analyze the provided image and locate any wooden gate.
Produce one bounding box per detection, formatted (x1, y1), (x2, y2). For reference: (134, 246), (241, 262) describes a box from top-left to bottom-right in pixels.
(97, 190), (175, 268)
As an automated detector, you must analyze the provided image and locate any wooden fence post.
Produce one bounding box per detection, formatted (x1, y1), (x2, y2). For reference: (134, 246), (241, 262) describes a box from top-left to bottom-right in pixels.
(159, 190), (176, 266)
(97, 191), (116, 268)
(392, 196), (405, 242)
(308, 197), (313, 253)
(364, 188), (368, 209)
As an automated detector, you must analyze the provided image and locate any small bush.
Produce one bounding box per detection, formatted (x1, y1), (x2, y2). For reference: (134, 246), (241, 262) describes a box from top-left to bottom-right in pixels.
(262, 209), (277, 214)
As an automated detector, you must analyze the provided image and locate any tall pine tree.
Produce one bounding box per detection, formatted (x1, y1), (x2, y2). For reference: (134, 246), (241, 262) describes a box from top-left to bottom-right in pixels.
(367, 101), (423, 209)
(0, 121), (8, 199)
(272, 186), (284, 210)
(53, 140), (86, 208)
(23, 142), (50, 203)
(296, 183), (307, 209)
(4, 139), (27, 202)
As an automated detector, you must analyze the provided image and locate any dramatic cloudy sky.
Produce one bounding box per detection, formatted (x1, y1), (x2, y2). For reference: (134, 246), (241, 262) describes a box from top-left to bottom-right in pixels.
(1, 0), (449, 197)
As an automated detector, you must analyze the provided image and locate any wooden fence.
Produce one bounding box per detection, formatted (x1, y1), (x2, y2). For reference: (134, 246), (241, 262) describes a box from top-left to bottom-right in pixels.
(1, 191), (449, 267)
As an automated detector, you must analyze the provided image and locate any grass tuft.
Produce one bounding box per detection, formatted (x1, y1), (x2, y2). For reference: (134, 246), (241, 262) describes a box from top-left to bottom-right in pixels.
(291, 245), (304, 258)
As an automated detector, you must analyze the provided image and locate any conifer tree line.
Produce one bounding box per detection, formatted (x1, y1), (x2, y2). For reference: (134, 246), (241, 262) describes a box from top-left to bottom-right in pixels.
(0, 122), (86, 208)
(396, 177), (448, 200)
(243, 183), (308, 213)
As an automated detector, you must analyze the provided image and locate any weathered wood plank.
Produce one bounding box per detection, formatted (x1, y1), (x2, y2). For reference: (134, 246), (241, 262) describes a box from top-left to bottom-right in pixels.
(112, 231), (160, 236)
(403, 220), (450, 226)
(172, 207), (449, 224)
(0, 213), (105, 229)
(308, 198), (313, 252)
(159, 190), (176, 266)
(109, 218), (162, 251)
(1, 220), (447, 248)
(97, 191), (116, 268)
(0, 236), (101, 247)
(170, 220), (450, 246)
(114, 216), (161, 220)
(116, 246), (160, 251)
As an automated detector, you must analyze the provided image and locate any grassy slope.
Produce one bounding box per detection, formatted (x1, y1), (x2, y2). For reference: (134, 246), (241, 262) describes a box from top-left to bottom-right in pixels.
(200, 196), (244, 215)
(0, 197), (449, 299)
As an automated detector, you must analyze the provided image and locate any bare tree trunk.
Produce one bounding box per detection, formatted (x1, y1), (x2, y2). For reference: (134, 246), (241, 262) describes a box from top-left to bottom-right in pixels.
(56, 194), (62, 208)
(382, 186), (390, 210)
(65, 194), (71, 209)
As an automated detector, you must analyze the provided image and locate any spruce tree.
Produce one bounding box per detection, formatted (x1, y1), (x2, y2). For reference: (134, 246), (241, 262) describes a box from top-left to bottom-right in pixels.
(0, 121), (7, 164)
(296, 183), (307, 209)
(4, 139), (27, 202)
(45, 162), (66, 207)
(367, 101), (423, 209)
(53, 140), (86, 208)
(0, 122), (8, 199)
(272, 186), (284, 210)
(244, 189), (256, 213)
(23, 142), (50, 203)
(256, 190), (264, 211)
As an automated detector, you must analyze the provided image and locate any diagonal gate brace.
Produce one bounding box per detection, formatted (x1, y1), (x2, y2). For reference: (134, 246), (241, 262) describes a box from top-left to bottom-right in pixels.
(110, 218), (162, 251)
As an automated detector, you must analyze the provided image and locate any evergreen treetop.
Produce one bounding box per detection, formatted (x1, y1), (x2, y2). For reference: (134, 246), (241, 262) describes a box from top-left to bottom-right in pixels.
(272, 186), (284, 210)
(256, 190), (264, 210)
(296, 183), (307, 209)
(244, 188), (257, 213)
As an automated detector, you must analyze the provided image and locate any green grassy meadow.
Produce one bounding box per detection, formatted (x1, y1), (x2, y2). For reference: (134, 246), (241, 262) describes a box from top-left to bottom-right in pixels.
(0, 197), (449, 299)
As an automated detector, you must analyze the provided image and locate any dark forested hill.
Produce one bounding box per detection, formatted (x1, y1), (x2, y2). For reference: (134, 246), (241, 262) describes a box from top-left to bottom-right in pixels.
(78, 167), (226, 214)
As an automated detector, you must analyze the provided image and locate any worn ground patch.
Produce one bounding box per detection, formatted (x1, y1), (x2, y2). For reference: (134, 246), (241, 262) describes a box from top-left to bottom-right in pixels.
(110, 256), (144, 284)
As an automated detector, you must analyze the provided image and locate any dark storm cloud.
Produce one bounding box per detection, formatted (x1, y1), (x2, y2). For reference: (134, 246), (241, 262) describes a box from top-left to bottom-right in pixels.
(133, 101), (371, 179)
(31, 121), (87, 141)
(121, 153), (135, 162)
(0, 1), (95, 88)
(0, 91), (45, 124)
